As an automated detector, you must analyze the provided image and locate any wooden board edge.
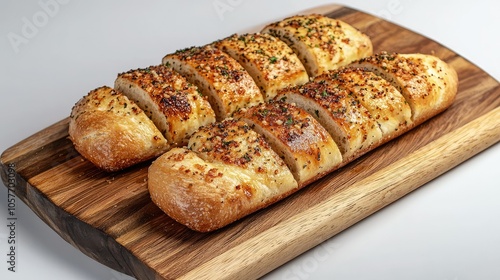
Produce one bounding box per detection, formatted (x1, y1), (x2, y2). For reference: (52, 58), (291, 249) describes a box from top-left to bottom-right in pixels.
(178, 107), (500, 280)
(0, 161), (158, 279)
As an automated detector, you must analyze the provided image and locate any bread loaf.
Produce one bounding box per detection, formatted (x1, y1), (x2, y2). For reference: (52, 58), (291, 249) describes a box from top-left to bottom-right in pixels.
(70, 14), (373, 173)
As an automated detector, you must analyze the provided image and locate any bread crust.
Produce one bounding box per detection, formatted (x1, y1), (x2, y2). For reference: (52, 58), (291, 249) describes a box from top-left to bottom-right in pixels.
(69, 86), (169, 172)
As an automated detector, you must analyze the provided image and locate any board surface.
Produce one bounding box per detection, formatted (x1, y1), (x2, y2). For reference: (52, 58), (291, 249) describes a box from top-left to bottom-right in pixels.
(2, 5), (500, 280)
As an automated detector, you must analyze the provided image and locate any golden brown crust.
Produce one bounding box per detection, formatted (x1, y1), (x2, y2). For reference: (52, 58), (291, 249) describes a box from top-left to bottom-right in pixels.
(162, 45), (264, 120)
(69, 86), (169, 172)
(234, 101), (342, 186)
(262, 14), (373, 77)
(114, 65), (216, 146)
(214, 33), (309, 100)
(149, 148), (260, 232)
(149, 119), (297, 232)
(350, 52), (458, 123)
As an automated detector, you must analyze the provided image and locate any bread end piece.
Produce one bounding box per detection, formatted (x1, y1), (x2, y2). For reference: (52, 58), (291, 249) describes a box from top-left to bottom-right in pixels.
(69, 86), (169, 172)
(148, 148), (252, 232)
(149, 145), (298, 232)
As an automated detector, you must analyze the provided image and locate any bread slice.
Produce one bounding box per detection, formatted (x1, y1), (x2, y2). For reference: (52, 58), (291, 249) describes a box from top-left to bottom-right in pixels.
(262, 14), (372, 77)
(213, 33), (309, 100)
(349, 52), (458, 122)
(114, 65), (216, 146)
(162, 45), (264, 120)
(313, 68), (412, 137)
(149, 119), (297, 232)
(69, 86), (169, 172)
(277, 80), (382, 161)
(235, 101), (342, 186)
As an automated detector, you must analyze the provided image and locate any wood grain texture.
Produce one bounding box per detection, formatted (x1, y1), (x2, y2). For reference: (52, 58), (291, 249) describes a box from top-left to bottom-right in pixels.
(1, 5), (500, 280)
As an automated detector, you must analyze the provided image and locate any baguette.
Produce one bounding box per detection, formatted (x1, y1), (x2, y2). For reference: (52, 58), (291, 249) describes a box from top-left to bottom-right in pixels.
(69, 86), (169, 172)
(262, 14), (373, 77)
(148, 53), (457, 232)
(114, 65), (216, 146)
(162, 45), (264, 120)
(213, 33), (309, 100)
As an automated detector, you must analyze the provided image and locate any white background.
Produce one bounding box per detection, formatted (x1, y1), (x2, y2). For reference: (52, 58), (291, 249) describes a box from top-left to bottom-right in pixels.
(1, 1), (499, 279)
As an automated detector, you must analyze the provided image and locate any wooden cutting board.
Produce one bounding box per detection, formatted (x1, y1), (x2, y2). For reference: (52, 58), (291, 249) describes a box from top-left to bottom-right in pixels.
(2, 5), (500, 280)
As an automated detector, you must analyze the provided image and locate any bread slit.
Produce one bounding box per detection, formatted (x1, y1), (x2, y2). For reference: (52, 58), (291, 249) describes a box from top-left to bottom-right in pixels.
(162, 45), (264, 121)
(277, 80), (383, 161)
(235, 101), (342, 186)
(313, 68), (412, 137)
(214, 33), (309, 101)
(114, 65), (216, 146)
